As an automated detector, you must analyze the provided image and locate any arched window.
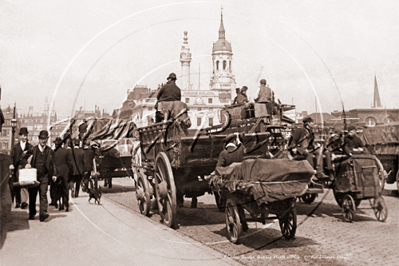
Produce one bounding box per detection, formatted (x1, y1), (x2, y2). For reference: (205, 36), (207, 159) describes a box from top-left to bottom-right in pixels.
(216, 60), (219, 70)
(229, 61), (231, 71)
(383, 117), (395, 123)
(365, 117), (377, 127)
(223, 60), (226, 70)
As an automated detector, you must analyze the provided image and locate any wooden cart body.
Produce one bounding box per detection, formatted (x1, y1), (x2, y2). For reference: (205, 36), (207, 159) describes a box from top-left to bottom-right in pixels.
(134, 102), (295, 228)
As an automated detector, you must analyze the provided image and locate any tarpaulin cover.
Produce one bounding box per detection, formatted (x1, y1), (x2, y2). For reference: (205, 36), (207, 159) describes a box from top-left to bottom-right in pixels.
(334, 154), (381, 197)
(87, 120), (138, 142)
(212, 159), (315, 203)
(363, 122), (399, 145)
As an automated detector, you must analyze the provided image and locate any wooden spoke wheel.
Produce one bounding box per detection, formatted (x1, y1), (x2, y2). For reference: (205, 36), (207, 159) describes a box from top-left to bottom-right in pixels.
(135, 173), (151, 216)
(372, 196), (388, 222)
(333, 185), (344, 207)
(132, 146), (142, 182)
(396, 171), (399, 197)
(214, 192), (226, 212)
(279, 204), (297, 240)
(225, 197), (241, 244)
(301, 193), (317, 204)
(154, 152), (177, 228)
(341, 194), (356, 222)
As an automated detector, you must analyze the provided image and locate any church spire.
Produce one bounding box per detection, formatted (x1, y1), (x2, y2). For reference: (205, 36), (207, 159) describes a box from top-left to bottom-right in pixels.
(373, 75), (382, 108)
(219, 7), (225, 39)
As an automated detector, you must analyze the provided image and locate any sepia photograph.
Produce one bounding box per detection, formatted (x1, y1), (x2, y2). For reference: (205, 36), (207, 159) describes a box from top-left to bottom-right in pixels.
(1, 1), (398, 265)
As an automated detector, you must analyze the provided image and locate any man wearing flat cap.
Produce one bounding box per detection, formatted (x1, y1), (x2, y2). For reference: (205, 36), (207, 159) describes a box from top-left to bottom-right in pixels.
(217, 133), (247, 168)
(344, 125), (366, 155)
(289, 116), (328, 179)
(235, 86), (249, 105)
(9, 127), (33, 209)
(216, 133), (248, 231)
(255, 79), (275, 115)
(28, 130), (57, 221)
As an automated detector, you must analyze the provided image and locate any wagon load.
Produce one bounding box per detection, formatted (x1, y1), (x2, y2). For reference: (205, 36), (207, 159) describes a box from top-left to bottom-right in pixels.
(211, 158), (315, 203)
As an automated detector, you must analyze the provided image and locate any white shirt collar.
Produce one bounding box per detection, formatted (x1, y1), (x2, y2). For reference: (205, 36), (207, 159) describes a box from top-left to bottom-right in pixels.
(38, 144), (45, 153)
(20, 141), (26, 150)
(226, 143), (237, 149)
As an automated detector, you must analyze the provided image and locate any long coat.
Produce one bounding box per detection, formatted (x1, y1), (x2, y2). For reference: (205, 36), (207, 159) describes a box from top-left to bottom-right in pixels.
(10, 141), (33, 182)
(157, 80), (181, 102)
(54, 147), (72, 180)
(69, 148), (85, 176)
(83, 148), (95, 174)
(11, 141), (33, 169)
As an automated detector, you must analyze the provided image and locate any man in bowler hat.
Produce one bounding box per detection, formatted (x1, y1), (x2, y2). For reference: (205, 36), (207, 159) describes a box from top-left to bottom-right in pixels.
(156, 73), (181, 102)
(155, 73), (181, 122)
(9, 127), (33, 209)
(28, 130), (57, 221)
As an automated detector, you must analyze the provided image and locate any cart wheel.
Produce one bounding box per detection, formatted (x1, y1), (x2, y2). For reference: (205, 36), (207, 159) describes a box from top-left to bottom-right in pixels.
(279, 207), (297, 240)
(372, 196), (388, 222)
(135, 173), (151, 216)
(154, 152), (177, 228)
(301, 193), (317, 204)
(333, 186), (344, 207)
(225, 198), (241, 244)
(214, 192), (226, 212)
(342, 194), (356, 222)
(396, 171), (399, 197)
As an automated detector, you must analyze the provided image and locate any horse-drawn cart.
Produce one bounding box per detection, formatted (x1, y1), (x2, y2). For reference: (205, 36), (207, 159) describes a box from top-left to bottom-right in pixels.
(132, 101), (301, 232)
(210, 158), (314, 243)
(332, 154), (388, 222)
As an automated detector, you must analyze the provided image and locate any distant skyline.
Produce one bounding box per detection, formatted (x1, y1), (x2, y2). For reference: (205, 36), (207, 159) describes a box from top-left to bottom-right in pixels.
(1, 0), (398, 121)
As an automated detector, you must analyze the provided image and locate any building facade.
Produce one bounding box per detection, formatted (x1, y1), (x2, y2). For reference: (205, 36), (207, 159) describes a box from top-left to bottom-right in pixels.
(0, 106), (20, 155)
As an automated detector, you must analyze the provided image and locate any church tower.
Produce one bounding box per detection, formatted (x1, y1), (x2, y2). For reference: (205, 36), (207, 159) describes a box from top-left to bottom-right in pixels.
(180, 31), (192, 90)
(209, 8), (236, 98)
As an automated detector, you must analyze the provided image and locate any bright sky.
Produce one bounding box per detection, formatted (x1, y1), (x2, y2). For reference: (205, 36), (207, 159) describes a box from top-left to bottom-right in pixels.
(1, 0), (398, 120)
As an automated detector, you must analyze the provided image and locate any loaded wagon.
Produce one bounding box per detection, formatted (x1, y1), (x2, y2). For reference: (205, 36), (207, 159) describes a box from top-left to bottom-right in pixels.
(132, 99), (313, 240)
(210, 158), (314, 243)
(362, 122), (399, 193)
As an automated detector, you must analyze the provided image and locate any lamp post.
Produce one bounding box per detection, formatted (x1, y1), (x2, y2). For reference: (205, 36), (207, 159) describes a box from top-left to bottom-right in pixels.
(11, 103), (17, 146)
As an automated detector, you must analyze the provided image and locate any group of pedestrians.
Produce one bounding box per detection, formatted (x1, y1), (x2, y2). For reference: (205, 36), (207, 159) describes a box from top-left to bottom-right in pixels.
(9, 127), (95, 222)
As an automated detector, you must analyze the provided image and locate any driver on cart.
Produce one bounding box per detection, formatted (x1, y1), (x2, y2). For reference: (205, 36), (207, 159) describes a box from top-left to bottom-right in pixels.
(216, 133), (249, 232)
(155, 72), (181, 122)
(288, 116), (329, 180)
(344, 125), (368, 156)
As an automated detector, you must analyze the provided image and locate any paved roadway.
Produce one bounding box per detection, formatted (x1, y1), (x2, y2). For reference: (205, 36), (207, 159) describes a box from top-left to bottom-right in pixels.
(0, 184), (241, 266)
(104, 177), (399, 266)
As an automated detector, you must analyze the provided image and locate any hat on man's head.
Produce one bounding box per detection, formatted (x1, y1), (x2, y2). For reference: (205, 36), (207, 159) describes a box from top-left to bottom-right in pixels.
(53, 137), (62, 145)
(241, 86), (248, 92)
(167, 73), (177, 80)
(235, 88), (240, 92)
(225, 133), (236, 144)
(73, 138), (80, 146)
(334, 128), (342, 135)
(260, 79), (267, 85)
(19, 127), (29, 135)
(348, 125), (356, 132)
(38, 130), (49, 139)
(302, 116), (313, 123)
